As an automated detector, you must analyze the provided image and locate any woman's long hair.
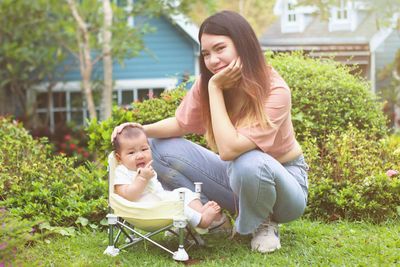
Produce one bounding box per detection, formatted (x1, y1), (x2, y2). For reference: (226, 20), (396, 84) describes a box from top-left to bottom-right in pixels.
(198, 10), (271, 151)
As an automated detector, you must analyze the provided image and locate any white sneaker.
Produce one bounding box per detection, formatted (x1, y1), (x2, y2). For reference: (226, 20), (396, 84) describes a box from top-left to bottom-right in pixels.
(251, 219), (281, 253)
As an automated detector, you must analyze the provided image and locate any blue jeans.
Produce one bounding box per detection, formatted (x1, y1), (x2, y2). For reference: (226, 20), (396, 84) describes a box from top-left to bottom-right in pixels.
(149, 137), (308, 235)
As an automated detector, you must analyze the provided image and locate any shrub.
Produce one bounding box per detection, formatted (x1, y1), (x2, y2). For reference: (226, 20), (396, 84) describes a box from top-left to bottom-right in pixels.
(267, 52), (388, 145)
(0, 117), (107, 227)
(302, 126), (400, 222)
(0, 208), (41, 265)
(31, 123), (94, 165)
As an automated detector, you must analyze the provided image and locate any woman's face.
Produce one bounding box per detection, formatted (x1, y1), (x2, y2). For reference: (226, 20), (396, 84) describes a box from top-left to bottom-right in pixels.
(200, 33), (239, 74)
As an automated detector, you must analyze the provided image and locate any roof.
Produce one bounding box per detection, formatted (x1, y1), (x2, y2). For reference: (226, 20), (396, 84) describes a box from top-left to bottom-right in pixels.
(168, 13), (199, 45)
(260, 12), (380, 47)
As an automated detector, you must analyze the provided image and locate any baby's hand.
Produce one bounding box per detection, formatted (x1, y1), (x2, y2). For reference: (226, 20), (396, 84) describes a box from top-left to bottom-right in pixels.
(137, 160), (155, 181)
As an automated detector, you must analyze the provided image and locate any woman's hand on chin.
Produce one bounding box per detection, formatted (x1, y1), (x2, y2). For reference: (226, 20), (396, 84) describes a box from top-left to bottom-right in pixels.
(209, 58), (242, 91)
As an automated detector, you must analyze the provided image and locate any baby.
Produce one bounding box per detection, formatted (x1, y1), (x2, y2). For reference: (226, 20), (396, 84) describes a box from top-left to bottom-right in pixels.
(112, 125), (224, 229)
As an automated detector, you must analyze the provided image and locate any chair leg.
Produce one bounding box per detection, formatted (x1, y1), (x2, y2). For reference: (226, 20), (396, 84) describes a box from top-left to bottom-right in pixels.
(104, 214), (120, 256)
(172, 216), (189, 261)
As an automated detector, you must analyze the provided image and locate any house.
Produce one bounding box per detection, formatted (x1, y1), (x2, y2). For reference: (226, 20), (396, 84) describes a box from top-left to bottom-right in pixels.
(31, 12), (199, 131)
(260, 0), (400, 95)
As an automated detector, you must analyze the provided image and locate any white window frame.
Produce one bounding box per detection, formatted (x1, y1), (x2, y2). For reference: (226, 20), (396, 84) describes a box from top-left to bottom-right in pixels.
(281, 0), (307, 33)
(331, 0), (350, 23)
(329, 0), (357, 32)
(286, 2), (297, 24)
(34, 78), (177, 129)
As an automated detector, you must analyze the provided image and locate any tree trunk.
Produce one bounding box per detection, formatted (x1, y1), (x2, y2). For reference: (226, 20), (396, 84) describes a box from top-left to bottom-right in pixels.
(67, 0), (97, 120)
(101, 0), (113, 121)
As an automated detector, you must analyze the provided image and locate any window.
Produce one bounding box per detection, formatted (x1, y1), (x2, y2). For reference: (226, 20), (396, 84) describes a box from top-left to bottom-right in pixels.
(335, 0), (349, 21)
(119, 87), (164, 105)
(281, 0), (306, 33)
(329, 0), (355, 32)
(36, 87), (165, 129)
(287, 3), (297, 23)
(36, 91), (93, 130)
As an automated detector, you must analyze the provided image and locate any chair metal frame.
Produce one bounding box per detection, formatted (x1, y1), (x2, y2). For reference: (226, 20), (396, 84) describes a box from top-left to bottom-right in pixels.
(103, 152), (204, 261)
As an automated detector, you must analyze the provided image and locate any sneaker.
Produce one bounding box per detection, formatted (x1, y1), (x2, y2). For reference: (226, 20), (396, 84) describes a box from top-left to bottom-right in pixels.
(251, 218), (281, 253)
(208, 213), (228, 233)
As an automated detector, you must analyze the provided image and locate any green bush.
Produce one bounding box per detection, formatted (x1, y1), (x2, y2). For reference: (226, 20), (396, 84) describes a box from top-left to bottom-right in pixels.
(267, 52), (388, 145)
(0, 117), (107, 227)
(0, 208), (41, 265)
(302, 126), (400, 222)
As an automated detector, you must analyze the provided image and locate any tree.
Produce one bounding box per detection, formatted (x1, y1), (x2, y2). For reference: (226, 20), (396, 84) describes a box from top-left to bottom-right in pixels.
(0, 0), (67, 126)
(66, 0), (98, 120)
(102, 0), (113, 120)
(63, 0), (214, 121)
(188, 0), (276, 36)
(0, 0), (213, 125)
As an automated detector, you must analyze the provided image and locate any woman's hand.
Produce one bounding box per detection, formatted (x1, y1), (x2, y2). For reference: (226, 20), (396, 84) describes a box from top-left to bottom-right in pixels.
(111, 122), (143, 142)
(209, 58), (242, 91)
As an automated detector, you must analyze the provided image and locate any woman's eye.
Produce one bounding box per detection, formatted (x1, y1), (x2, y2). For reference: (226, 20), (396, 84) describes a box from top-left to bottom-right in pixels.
(216, 46), (225, 52)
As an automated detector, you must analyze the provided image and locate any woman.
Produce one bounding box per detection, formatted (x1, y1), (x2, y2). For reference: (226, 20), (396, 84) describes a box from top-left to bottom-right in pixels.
(112, 10), (308, 253)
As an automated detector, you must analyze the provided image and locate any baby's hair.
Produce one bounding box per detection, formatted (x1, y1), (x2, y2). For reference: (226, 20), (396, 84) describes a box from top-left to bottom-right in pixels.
(112, 126), (147, 153)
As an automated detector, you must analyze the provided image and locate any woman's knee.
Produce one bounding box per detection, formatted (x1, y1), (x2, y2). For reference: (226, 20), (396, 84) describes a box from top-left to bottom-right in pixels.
(228, 150), (274, 192)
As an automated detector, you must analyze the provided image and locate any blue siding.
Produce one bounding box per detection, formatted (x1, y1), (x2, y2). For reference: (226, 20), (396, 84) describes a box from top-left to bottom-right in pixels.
(60, 15), (198, 82)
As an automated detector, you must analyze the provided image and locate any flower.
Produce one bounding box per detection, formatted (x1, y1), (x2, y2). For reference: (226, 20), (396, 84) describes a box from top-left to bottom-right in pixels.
(386, 170), (399, 177)
(64, 134), (71, 141)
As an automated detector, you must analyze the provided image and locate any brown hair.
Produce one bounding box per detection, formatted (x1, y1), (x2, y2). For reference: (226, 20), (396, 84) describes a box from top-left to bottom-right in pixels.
(198, 10), (271, 151)
(112, 126), (147, 154)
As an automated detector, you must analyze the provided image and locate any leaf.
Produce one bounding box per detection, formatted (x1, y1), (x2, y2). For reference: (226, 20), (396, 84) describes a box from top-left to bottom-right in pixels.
(89, 223), (98, 229)
(75, 216), (89, 226)
(39, 222), (53, 230)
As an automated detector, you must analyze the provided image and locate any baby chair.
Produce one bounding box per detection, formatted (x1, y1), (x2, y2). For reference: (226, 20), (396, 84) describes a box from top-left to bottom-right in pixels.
(103, 152), (204, 261)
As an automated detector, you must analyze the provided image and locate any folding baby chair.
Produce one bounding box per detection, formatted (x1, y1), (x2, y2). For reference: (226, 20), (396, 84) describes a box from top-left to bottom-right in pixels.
(103, 152), (203, 261)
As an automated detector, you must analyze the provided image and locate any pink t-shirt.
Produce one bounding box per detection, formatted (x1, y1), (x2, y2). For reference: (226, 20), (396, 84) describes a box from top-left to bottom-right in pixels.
(175, 67), (296, 159)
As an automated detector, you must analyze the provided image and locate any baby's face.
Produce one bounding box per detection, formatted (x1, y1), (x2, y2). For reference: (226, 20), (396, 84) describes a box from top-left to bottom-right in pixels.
(117, 133), (152, 171)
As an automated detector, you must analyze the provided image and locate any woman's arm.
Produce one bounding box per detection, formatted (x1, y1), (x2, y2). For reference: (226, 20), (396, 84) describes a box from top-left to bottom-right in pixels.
(143, 117), (189, 138)
(112, 117), (188, 142)
(208, 59), (257, 161)
(208, 85), (257, 161)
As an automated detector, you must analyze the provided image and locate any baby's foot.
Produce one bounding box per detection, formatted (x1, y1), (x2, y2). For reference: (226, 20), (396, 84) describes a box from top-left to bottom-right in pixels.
(200, 201), (218, 212)
(198, 202), (221, 229)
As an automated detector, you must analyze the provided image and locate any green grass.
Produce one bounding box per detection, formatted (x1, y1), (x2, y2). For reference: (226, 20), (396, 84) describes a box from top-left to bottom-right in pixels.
(14, 219), (400, 266)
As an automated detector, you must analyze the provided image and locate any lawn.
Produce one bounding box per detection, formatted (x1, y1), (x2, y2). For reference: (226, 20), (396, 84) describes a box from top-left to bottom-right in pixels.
(14, 219), (400, 266)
